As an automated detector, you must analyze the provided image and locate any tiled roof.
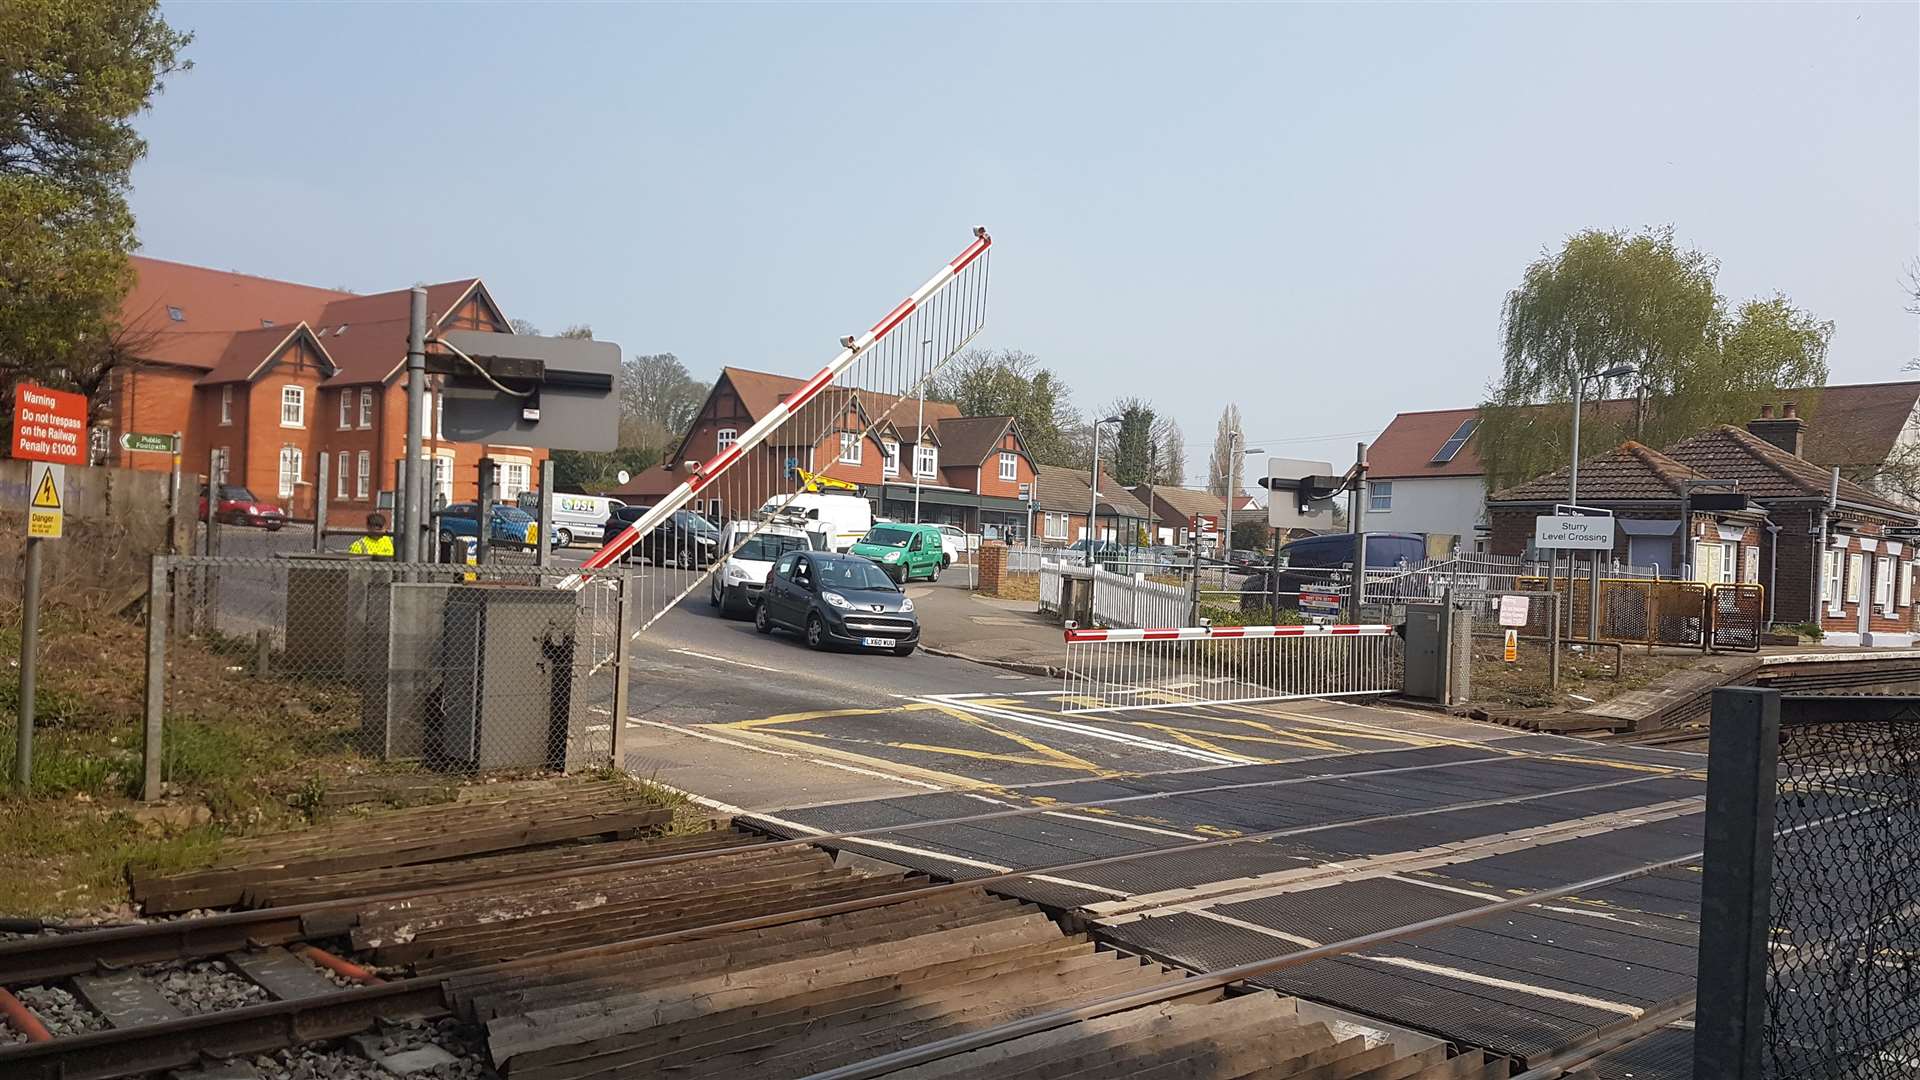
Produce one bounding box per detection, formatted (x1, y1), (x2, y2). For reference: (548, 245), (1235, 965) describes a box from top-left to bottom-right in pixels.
(1134, 484), (1232, 525)
(1488, 441), (1708, 503)
(934, 415), (1019, 468)
(706, 366), (1017, 465)
(196, 324), (325, 385)
(1663, 425), (1914, 517)
(1371, 383), (1920, 479)
(1033, 464), (1150, 518)
(119, 257), (486, 386)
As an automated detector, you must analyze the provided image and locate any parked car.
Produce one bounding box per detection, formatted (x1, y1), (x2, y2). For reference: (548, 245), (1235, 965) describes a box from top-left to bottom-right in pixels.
(197, 484), (287, 530)
(932, 524), (967, 566)
(601, 505), (720, 567)
(710, 522), (815, 616)
(1238, 532), (1427, 618)
(435, 502), (544, 551)
(514, 491), (625, 547)
(753, 493), (874, 553)
(850, 523), (946, 583)
(756, 551), (920, 656)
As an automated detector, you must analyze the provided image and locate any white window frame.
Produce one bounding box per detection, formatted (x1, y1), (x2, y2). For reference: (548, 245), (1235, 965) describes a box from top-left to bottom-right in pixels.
(1044, 512), (1068, 540)
(280, 386), (305, 428)
(915, 445), (938, 478)
(1847, 552), (1865, 605)
(498, 461), (531, 501)
(419, 390), (433, 439)
(220, 386), (233, 426)
(338, 390), (352, 429)
(336, 451), (349, 498)
(356, 451), (370, 500)
(999, 451), (1018, 482)
(433, 389), (443, 439)
(358, 388), (373, 429)
(838, 432), (862, 465)
(1825, 549), (1845, 614)
(882, 440), (899, 476)
(1903, 560), (1914, 610)
(1877, 555), (1897, 615)
(1719, 544), (1735, 585)
(716, 428), (738, 454)
(1369, 481), (1392, 513)
(432, 455), (453, 507)
(277, 446), (302, 499)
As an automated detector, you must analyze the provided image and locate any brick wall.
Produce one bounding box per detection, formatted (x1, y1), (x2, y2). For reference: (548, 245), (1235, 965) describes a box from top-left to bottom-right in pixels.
(978, 541), (1007, 594)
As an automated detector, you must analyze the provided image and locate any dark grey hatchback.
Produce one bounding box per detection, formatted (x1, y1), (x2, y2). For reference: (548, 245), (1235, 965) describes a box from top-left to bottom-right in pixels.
(755, 552), (920, 657)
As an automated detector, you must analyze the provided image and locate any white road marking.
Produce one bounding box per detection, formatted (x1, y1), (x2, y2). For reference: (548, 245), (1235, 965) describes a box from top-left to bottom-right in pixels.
(1041, 811), (1205, 840)
(627, 718), (796, 757)
(804, 758), (946, 790)
(914, 694), (1250, 766)
(670, 648), (783, 673)
(1387, 874), (1645, 925)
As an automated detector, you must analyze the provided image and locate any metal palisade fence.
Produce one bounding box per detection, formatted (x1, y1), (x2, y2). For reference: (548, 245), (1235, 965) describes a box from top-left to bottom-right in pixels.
(1059, 623), (1402, 714)
(142, 555), (638, 800)
(1695, 689), (1920, 1079)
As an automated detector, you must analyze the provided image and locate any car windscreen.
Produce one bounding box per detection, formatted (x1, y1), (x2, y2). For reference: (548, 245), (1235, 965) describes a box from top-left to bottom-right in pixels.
(1280, 541), (1344, 569)
(861, 526), (916, 548)
(737, 533), (809, 561)
(675, 511), (716, 532)
(817, 559), (898, 591)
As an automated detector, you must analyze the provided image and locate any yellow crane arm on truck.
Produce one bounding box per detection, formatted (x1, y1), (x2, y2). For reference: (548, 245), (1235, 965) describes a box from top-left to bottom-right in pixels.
(792, 467), (859, 494)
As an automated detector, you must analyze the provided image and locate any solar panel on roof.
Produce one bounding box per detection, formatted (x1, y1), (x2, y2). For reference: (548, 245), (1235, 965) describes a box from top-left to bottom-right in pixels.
(1431, 418), (1480, 463)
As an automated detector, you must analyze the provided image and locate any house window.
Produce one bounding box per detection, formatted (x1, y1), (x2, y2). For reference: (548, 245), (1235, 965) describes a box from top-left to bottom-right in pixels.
(999, 452), (1018, 482)
(838, 432), (862, 465)
(432, 456), (453, 506)
(338, 390), (352, 429)
(1847, 552), (1865, 605)
(499, 461), (531, 501)
(433, 388), (443, 439)
(716, 428), (738, 454)
(277, 446), (302, 499)
(1903, 561), (1915, 609)
(356, 451), (370, 500)
(280, 386), (305, 428)
(1369, 481), (1392, 512)
(420, 390), (432, 439)
(1877, 556), (1897, 615)
(1044, 512), (1069, 540)
(883, 440), (899, 476)
(219, 386), (232, 426)
(915, 445), (938, 478)
(709, 497), (724, 523)
(1824, 549), (1845, 613)
(1429, 418), (1480, 464)
(336, 451), (349, 498)
(358, 388), (373, 429)
(1718, 544), (1735, 585)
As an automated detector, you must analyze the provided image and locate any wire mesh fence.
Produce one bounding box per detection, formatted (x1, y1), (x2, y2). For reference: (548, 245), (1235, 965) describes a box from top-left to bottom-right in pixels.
(1697, 691), (1920, 1079)
(148, 555), (635, 797)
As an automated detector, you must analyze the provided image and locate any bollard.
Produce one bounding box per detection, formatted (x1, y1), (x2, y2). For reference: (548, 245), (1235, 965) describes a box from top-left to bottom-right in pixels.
(254, 628), (271, 679)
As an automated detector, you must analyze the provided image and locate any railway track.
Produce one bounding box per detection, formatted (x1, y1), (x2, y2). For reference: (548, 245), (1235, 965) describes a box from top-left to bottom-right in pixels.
(0, 745), (1711, 1080)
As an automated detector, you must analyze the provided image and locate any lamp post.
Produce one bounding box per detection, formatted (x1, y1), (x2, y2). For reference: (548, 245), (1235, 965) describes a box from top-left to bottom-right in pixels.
(1088, 415), (1122, 564)
(913, 337), (932, 524)
(1221, 431), (1265, 561)
(1570, 363), (1637, 641)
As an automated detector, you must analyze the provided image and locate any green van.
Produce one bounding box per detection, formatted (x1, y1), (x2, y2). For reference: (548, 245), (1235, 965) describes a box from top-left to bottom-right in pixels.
(850, 523), (946, 584)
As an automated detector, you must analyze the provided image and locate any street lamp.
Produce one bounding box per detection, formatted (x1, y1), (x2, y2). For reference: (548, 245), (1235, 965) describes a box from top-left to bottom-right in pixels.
(1088, 415), (1122, 564)
(1221, 431), (1265, 561)
(1569, 364), (1638, 506)
(913, 337), (933, 524)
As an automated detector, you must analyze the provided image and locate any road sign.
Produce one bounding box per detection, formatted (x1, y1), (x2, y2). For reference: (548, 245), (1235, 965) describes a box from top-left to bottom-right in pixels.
(27, 462), (63, 539)
(1534, 514), (1616, 551)
(120, 432), (178, 454)
(11, 383), (88, 465)
(1191, 513), (1219, 536)
(1498, 594), (1530, 627)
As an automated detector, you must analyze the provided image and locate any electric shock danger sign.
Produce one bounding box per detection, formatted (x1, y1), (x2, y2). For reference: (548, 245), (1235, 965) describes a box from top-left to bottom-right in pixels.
(11, 382), (88, 466)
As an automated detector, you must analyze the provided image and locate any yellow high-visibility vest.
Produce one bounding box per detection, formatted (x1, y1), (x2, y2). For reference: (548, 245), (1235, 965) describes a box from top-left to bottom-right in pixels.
(349, 534), (395, 558)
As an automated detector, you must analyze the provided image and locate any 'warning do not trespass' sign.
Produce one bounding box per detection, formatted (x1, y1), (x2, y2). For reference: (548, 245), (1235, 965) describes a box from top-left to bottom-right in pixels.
(12, 382), (88, 466)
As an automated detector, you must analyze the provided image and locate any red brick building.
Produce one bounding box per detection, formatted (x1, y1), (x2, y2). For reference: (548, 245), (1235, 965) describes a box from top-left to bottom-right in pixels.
(98, 257), (549, 519)
(609, 367), (1043, 540)
(1487, 407), (1920, 646)
(1030, 464), (1152, 547)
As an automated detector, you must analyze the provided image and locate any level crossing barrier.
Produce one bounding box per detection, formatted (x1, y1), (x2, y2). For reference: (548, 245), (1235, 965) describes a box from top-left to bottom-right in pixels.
(1059, 622), (1401, 714)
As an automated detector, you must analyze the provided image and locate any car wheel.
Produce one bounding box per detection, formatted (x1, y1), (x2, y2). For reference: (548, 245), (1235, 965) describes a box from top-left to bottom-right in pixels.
(265, 521), (284, 532)
(438, 531), (454, 546)
(928, 562), (941, 582)
(754, 602), (773, 634)
(893, 642), (917, 658)
(709, 579), (721, 607)
(554, 528), (573, 547)
(805, 614), (827, 651)
(942, 554), (952, 569)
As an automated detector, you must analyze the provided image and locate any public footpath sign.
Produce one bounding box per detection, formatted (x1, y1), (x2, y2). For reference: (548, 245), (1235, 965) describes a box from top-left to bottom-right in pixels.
(11, 382), (88, 465)
(120, 432), (178, 454)
(1533, 514), (1616, 551)
(27, 463), (63, 539)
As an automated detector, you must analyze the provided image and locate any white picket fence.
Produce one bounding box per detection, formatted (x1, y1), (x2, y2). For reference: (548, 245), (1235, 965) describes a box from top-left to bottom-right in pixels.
(1039, 562), (1193, 629)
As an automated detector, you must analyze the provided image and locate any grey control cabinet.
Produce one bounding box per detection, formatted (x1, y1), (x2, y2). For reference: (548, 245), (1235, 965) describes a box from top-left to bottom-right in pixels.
(437, 584), (584, 770)
(1403, 602), (1472, 706)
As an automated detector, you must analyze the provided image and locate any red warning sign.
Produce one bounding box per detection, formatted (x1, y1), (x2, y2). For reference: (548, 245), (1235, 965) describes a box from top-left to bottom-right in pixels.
(11, 382), (88, 466)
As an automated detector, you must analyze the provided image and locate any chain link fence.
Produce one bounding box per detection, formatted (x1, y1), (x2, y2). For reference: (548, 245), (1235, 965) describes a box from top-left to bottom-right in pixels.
(1697, 691), (1920, 1079)
(144, 554), (636, 799)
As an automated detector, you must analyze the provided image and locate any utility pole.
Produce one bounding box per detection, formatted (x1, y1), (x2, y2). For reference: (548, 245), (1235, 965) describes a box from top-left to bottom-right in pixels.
(1223, 429), (1239, 562)
(913, 338), (930, 524)
(1349, 441), (1369, 624)
(402, 287), (427, 562)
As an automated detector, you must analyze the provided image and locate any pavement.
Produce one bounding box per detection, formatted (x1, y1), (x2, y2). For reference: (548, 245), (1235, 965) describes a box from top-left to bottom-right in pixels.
(908, 577), (1070, 675)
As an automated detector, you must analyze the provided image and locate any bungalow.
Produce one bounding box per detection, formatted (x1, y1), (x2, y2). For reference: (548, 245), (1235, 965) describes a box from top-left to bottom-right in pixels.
(1030, 464), (1151, 548)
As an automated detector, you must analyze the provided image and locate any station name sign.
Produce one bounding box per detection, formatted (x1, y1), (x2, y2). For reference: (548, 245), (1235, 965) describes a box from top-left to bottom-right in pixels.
(1533, 514), (1615, 551)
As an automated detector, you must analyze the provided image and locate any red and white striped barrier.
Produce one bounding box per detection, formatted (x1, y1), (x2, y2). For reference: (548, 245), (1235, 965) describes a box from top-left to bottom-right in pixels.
(1060, 622), (1402, 714)
(1064, 624), (1392, 643)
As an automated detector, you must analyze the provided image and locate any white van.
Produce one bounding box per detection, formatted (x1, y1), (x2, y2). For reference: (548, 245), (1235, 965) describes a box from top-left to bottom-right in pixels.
(710, 521), (815, 615)
(517, 491), (625, 547)
(755, 493), (873, 553)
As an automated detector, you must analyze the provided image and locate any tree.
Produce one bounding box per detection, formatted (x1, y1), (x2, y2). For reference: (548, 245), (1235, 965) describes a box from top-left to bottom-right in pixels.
(1, 0), (191, 429)
(1478, 226), (1830, 491)
(509, 318), (540, 336)
(936, 349), (1081, 466)
(1230, 518), (1270, 554)
(1206, 405), (1244, 497)
(1106, 397), (1158, 486)
(518, 319), (706, 491)
(1157, 420), (1187, 487)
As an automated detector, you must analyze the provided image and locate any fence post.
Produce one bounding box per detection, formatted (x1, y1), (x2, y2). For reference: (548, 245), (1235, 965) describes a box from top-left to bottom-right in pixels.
(1131, 572), (1143, 627)
(314, 452), (329, 553)
(143, 556), (170, 802)
(1188, 543), (1202, 624)
(610, 572), (636, 771)
(1549, 593), (1561, 691)
(1693, 687), (1780, 1080)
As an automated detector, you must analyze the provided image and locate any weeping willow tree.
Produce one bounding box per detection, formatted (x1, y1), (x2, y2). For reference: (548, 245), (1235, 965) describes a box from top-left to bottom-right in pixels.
(1478, 227), (1831, 493)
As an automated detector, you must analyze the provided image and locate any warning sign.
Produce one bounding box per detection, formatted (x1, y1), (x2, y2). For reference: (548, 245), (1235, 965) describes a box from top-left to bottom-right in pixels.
(11, 383), (88, 466)
(27, 462), (63, 539)
(1503, 628), (1518, 663)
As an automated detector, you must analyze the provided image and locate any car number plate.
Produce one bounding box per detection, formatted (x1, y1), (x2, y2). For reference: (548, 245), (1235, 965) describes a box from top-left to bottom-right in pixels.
(861, 637), (892, 648)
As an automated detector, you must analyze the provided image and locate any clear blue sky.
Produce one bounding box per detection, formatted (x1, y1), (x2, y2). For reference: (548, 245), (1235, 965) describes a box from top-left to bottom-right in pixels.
(135, 2), (1917, 488)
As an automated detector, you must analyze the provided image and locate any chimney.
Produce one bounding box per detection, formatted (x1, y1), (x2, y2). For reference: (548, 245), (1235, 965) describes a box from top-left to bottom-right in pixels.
(1748, 401), (1805, 457)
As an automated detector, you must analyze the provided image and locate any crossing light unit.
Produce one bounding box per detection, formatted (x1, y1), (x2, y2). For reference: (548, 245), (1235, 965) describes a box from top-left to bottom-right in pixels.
(1260, 457), (1341, 530)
